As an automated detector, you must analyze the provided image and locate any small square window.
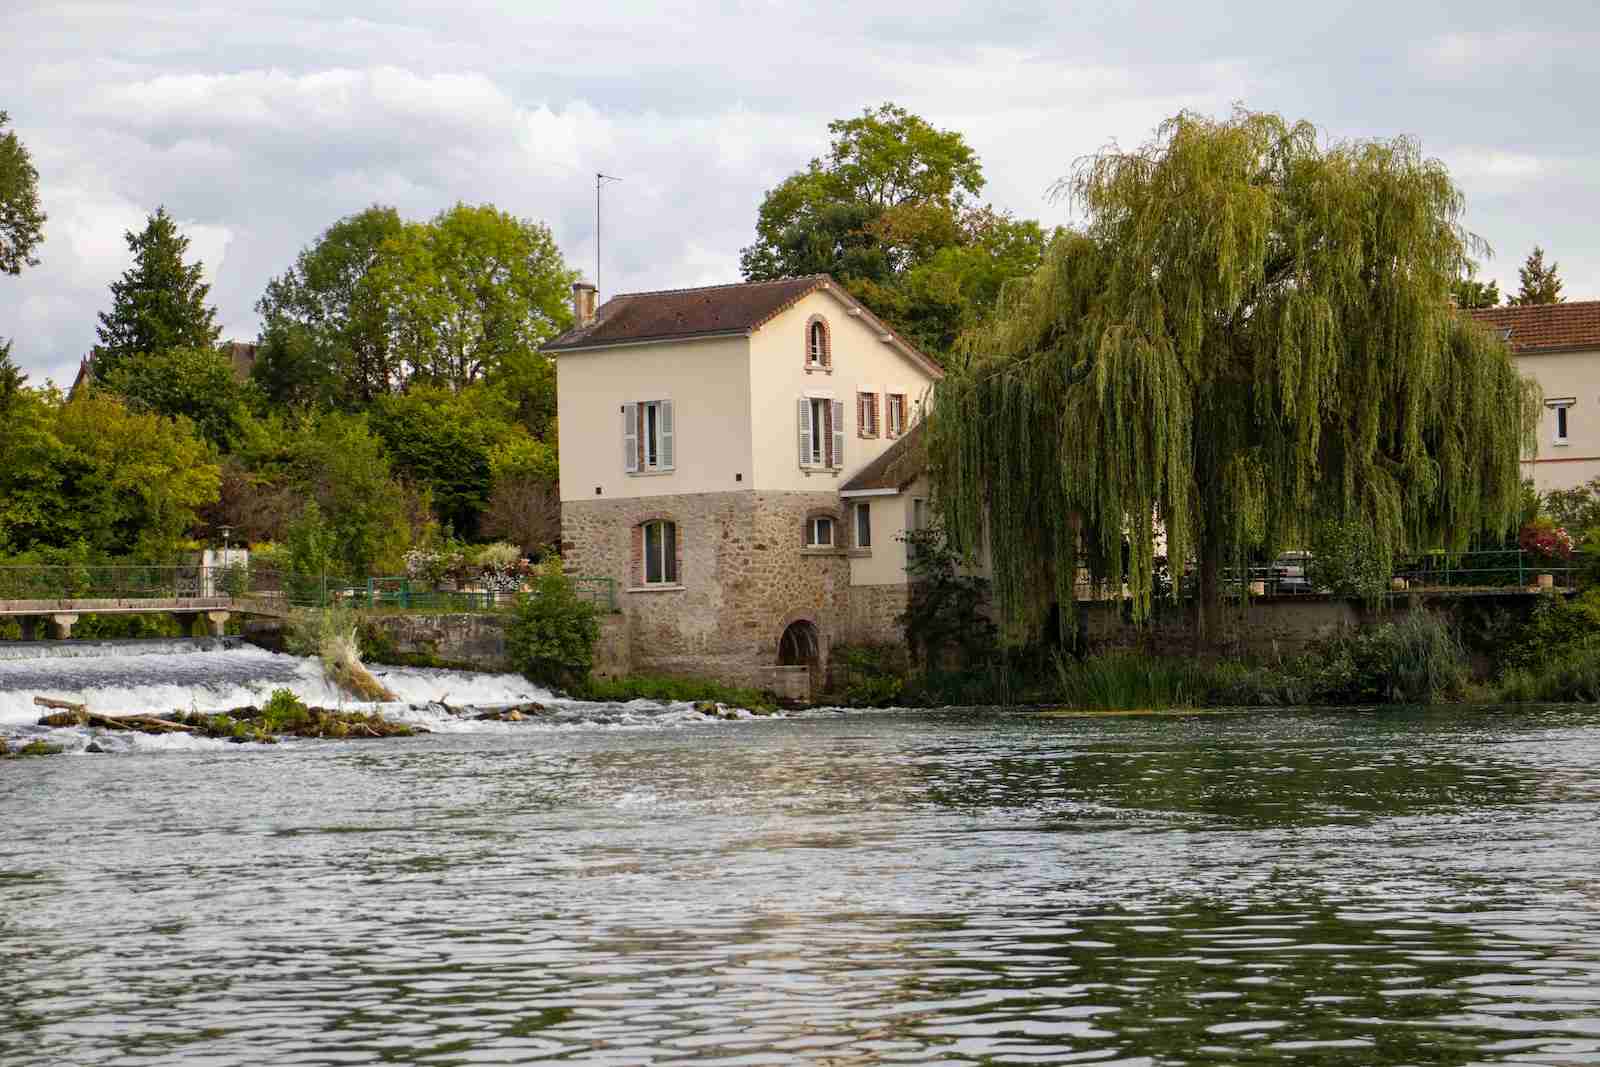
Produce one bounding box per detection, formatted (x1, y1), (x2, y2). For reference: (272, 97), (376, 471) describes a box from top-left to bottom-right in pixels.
(806, 516), (834, 547)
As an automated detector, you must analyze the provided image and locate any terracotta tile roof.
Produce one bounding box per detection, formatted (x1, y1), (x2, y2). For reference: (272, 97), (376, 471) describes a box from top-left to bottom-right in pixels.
(840, 421), (926, 494)
(544, 273), (944, 377)
(544, 276), (829, 351)
(1468, 301), (1600, 353)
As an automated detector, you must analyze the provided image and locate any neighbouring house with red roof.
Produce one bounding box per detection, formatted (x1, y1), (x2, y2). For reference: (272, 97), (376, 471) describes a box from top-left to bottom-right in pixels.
(1471, 301), (1600, 491)
(546, 276), (942, 696)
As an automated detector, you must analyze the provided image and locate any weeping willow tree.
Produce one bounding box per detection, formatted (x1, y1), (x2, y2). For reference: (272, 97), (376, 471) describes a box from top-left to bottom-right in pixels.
(928, 109), (1540, 640)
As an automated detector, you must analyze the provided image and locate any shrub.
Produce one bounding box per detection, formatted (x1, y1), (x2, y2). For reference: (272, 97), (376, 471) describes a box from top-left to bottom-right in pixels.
(505, 560), (600, 691)
(1497, 646), (1600, 702)
(1312, 610), (1468, 704)
(261, 688), (311, 731)
(1501, 588), (1600, 672)
(1519, 517), (1575, 560)
(1306, 518), (1389, 597)
(1051, 652), (1212, 710)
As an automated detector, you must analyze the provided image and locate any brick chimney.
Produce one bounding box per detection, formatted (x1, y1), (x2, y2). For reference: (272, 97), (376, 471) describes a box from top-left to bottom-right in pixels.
(572, 282), (598, 328)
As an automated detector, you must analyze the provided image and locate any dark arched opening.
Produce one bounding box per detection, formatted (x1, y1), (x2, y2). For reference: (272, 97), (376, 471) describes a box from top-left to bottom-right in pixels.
(778, 619), (820, 669)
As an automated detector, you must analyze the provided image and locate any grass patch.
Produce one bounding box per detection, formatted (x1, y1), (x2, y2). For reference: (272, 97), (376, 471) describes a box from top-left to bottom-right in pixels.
(573, 674), (779, 712)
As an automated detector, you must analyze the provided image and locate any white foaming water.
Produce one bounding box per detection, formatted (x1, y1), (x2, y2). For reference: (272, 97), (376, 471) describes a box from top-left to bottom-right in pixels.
(0, 641), (550, 727)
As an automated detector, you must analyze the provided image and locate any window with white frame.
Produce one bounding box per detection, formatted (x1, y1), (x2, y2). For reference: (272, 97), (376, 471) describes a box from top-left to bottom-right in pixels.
(887, 393), (906, 438)
(1549, 398), (1575, 445)
(623, 400), (675, 473)
(857, 391), (879, 438)
(797, 396), (844, 469)
(805, 317), (830, 368)
(640, 520), (679, 584)
(805, 515), (834, 547)
(855, 502), (871, 548)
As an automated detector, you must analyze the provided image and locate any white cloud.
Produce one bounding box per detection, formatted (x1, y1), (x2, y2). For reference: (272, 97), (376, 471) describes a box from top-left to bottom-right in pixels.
(3, 0), (1600, 383)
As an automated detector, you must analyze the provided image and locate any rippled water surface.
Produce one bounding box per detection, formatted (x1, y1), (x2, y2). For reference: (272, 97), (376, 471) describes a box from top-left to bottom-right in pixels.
(5, 704), (1600, 1065)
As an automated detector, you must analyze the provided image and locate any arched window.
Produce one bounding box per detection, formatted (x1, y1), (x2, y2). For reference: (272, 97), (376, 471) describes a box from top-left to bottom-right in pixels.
(805, 316), (831, 368)
(638, 519), (679, 585)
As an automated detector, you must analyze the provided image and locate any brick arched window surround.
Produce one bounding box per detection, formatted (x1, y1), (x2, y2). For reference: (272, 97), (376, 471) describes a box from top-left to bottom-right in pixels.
(632, 513), (683, 586)
(802, 508), (841, 548)
(804, 315), (831, 369)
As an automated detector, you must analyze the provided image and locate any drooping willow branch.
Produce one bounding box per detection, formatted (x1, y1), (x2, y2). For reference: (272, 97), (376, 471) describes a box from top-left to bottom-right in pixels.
(927, 108), (1540, 641)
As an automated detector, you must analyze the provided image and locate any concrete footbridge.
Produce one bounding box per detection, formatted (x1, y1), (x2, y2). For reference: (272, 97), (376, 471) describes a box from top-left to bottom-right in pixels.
(0, 566), (294, 639)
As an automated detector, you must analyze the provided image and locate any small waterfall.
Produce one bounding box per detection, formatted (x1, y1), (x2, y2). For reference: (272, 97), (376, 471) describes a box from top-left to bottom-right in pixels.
(0, 641), (550, 727)
(0, 637), (242, 661)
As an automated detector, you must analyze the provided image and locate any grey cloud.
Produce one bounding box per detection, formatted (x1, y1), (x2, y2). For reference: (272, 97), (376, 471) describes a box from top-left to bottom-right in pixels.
(3, 0), (1599, 384)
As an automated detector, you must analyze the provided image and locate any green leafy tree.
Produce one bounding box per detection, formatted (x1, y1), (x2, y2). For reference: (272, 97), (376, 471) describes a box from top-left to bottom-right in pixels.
(253, 203), (573, 425)
(741, 104), (1047, 360)
(1451, 273), (1500, 309)
(366, 202), (575, 391)
(0, 386), (219, 557)
(1508, 245), (1565, 306)
(106, 345), (245, 450)
(0, 111), (45, 276)
(254, 205), (404, 407)
(288, 413), (414, 580)
(927, 108), (1540, 640)
(94, 207), (221, 381)
(369, 383), (515, 536)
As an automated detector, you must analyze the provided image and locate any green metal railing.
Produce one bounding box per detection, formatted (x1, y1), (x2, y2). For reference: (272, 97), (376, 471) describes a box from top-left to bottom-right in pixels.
(1393, 549), (1580, 590)
(0, 565), (619, 614)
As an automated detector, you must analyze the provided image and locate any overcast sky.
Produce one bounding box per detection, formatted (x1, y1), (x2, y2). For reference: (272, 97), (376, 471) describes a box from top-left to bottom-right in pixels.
(3, 1), (1597, 385)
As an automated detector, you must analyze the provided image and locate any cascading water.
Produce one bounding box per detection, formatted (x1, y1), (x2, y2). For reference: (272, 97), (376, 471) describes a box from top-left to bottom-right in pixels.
(0, 639), (771, 752)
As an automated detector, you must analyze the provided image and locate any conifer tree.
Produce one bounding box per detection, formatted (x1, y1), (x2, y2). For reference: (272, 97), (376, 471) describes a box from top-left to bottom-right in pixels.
(94, 207), (220, 381)
(1508, 245), (1565, 305)
(928, 109), (1539, 640)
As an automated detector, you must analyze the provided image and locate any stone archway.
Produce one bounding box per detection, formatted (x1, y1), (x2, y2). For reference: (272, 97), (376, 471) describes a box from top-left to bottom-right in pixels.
(778, 619), (821, 669)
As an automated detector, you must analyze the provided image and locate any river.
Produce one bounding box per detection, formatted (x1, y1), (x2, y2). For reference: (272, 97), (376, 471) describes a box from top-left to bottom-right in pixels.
(2, 643), (1599, 1064)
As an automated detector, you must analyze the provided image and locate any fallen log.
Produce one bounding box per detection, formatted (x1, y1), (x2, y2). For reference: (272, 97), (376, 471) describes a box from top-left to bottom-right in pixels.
(34, 697), (194, 734)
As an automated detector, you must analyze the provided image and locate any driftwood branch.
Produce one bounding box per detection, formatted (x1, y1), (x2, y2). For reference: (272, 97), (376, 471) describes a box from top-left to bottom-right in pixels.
(34, 696), (194, 734)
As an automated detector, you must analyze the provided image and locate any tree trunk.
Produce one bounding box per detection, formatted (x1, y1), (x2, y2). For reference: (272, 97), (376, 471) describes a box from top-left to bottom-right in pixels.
(1196, 535), (1223, 653)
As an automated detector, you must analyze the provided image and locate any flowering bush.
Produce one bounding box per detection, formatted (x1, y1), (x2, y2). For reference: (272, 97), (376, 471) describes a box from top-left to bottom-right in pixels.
(403, 546), (468, 588)
(474, 542), (532, 592)
(1519, 518), (1575, 560)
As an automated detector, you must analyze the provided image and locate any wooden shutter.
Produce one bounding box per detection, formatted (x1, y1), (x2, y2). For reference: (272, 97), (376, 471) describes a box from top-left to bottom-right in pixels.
(659, 399), (674, 470)
(830, 400), (845, 469)
(623, 402), (638, 473)
(798, 397), (812, 467)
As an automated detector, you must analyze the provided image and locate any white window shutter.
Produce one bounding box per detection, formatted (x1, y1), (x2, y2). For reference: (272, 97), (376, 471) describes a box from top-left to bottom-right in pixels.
(831, 400), (845, 469)
(659, 400), (674, 470)
(623, 402), (638, 473)
(798, 397), (812, 468)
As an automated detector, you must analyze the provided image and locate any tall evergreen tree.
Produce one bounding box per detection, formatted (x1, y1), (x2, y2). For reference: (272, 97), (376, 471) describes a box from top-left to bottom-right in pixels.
(94, 207), (221, 381)
(0, 111), (46, 276)
(928, 109), (1539, 640)
(0, 339), (25, 411)
(1508, 245), (1565, 305)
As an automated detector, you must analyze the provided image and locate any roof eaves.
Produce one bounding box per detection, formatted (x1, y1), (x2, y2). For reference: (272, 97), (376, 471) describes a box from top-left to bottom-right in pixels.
(544, 328), (750, 353)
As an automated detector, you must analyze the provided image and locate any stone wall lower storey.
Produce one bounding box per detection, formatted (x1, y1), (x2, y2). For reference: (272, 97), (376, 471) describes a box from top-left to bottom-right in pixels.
(563, 491), (913, 689)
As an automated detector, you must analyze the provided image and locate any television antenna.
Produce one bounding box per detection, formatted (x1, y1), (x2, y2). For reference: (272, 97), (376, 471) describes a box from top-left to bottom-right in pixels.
(596, 172), (622, 295)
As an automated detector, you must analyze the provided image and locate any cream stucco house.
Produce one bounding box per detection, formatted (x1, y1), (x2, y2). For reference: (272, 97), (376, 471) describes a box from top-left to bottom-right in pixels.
(548, 275), (943, 694)
(1471, 301), (1600, 491)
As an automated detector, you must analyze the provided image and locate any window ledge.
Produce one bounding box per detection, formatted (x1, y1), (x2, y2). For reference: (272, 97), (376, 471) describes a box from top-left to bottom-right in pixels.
(804, 365), (834, 374)
(627, 583), (685, 593)
(1553, 440), (1570, 447)
(801, 547), (845, 557)
(847, 548), (872, 558)
(800, 467), (842, 477)
(628, 469), (676, 477)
